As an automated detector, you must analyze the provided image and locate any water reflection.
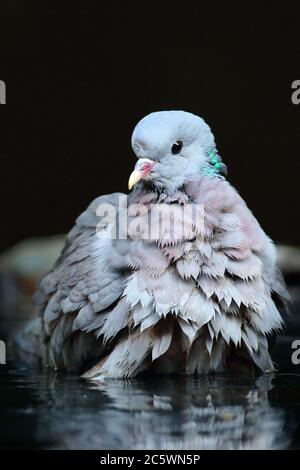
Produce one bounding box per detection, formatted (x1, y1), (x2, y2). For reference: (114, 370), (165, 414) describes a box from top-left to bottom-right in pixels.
(1, 364), (298, 450)
(83, 375), (289, 450)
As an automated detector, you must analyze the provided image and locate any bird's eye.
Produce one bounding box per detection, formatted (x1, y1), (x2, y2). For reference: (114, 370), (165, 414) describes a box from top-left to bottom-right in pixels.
(171, 140), (183, 155)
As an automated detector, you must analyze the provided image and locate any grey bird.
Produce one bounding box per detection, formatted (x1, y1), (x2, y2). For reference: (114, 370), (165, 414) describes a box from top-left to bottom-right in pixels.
(31, 110), (289, 378)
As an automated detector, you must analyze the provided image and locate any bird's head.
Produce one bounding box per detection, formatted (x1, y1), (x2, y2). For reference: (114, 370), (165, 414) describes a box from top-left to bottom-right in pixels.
(128, 110), (227, 192)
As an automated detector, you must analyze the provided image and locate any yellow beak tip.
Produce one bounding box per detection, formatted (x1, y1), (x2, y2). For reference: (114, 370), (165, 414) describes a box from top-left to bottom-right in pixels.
(128, 170), (142, 191)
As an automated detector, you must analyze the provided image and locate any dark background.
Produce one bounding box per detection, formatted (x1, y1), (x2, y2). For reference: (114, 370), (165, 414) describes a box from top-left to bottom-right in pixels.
(0, 0), (299, 252)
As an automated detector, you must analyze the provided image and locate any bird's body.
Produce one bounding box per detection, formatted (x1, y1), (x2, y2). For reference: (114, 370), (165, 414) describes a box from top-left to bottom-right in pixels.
(32, 111), (289, 378)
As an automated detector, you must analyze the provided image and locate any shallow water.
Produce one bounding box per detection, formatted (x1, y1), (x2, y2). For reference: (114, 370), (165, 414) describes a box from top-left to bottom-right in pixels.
(1, 361), (300, 450)
(1, 308), (300, 450)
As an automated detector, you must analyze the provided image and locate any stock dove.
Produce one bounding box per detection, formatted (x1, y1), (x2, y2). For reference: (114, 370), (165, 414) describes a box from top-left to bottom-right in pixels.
(32, 111), (289, 378)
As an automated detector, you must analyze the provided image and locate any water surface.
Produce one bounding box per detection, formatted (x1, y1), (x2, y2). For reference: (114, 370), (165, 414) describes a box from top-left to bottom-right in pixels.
(0, 361), (299, 450)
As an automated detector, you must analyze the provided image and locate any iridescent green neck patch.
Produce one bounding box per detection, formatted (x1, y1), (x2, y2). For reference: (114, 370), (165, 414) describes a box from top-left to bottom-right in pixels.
(201, 148), (227, 178)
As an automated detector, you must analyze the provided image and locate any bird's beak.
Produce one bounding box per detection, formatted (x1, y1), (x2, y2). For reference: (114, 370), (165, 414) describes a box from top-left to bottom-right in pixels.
(128, 158), (154, 190)
(128, 170), (143, 191)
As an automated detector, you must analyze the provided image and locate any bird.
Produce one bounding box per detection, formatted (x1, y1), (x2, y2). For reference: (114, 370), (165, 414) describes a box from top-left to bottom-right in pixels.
(31, 110), (289, 379)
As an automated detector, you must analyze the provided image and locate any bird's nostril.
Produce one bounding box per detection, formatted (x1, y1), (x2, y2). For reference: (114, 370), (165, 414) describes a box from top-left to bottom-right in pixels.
(140, 163), (152, 173)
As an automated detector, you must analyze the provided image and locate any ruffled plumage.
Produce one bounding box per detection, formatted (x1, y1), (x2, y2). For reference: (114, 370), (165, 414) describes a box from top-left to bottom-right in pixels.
(32, 174), (289, 378)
